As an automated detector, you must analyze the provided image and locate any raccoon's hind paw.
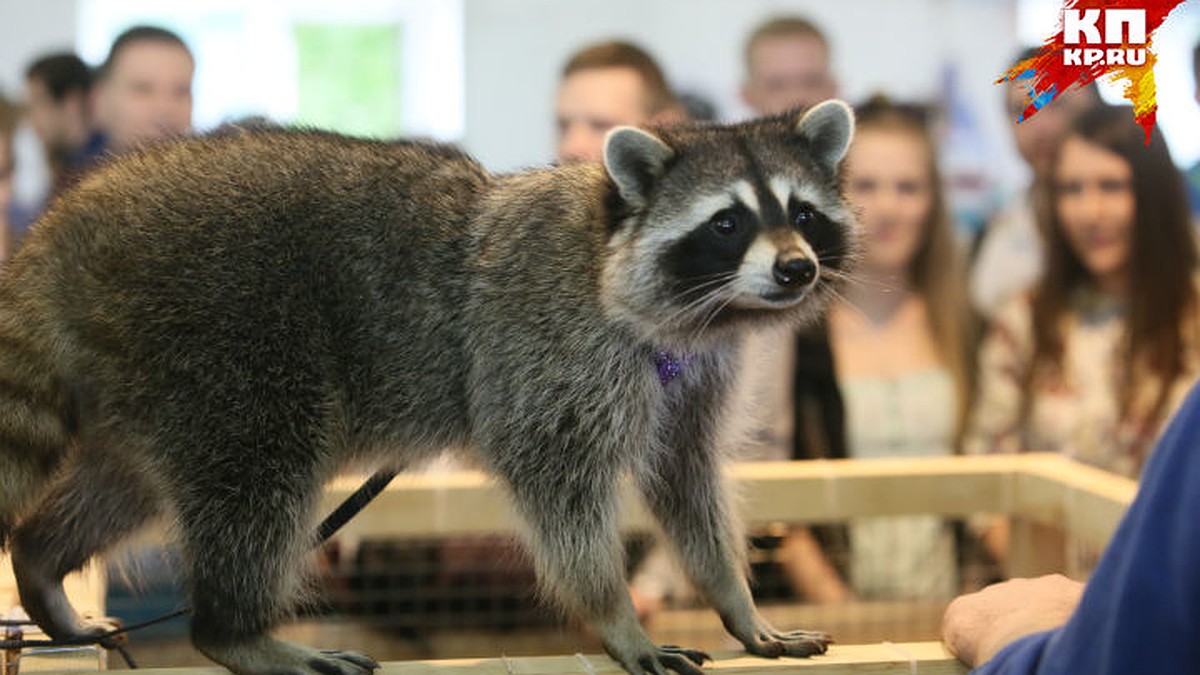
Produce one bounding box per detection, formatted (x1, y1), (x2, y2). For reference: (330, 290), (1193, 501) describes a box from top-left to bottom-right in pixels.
(72, 615), (124, 647)
(743, 627), (832, 658)
(37, 615), (123, 648)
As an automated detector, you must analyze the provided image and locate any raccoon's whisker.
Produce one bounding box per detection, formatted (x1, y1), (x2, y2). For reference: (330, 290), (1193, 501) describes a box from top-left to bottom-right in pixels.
(691, 288), (740, 344)
(810, 255), (860, 280)
(817, 268), (854, 284)
(662, 274), (739, 327)
(815, 265), (855, 281)
(664, 281), (734, 336)
(820, 284), (861, 315)
(670, 272), (740, 301)
(815, 261), (890, 295)
(675, 278), (738, 306)
(816, 266), (876, 293)
(818, 268), (867, 289)
(665, 289), (729, 333)
(824, 282), (899, 326)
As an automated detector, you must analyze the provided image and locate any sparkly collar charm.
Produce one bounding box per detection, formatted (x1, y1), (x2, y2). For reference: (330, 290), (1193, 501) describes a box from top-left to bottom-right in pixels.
(653, 350), (695, 387)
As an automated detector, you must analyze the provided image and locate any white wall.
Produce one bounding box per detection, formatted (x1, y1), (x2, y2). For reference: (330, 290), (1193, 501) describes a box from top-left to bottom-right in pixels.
(0, 0), (77, 94)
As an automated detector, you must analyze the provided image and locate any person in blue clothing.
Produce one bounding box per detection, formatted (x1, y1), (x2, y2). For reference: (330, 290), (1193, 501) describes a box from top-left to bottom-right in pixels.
(942, 381), (1200, 672)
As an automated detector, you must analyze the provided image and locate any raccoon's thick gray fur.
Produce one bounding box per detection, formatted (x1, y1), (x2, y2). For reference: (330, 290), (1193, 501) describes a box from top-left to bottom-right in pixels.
(0, 101), (856, 675)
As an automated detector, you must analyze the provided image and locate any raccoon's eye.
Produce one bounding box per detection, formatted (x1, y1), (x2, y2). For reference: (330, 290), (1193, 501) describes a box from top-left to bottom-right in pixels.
(709, 211), (739, 236)
(793, 202), (817, 227)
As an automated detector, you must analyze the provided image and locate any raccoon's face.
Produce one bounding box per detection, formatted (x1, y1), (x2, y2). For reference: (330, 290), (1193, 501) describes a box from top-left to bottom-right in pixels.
(600, 100), (858, 350)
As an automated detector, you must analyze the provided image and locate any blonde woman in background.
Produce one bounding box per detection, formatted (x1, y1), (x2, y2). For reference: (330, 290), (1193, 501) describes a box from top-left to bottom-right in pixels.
(968, 104), (1199, 474)
(784, 96), (975, 602)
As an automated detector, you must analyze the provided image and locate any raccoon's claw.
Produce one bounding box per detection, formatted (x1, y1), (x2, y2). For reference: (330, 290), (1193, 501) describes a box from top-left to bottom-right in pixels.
(634, 644), (709, 675)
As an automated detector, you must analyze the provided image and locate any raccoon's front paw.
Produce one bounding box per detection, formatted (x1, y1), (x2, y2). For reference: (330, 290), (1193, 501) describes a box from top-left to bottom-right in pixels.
(197, 635), (379, 675)
(605, 642), (710, 675)
(598, 613), (710, 674)
(720, 610), (831, 658)
(741, 627), (832, 658)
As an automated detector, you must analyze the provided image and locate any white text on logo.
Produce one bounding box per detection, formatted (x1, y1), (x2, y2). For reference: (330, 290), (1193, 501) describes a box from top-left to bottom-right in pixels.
(1062, 9), (1146, 66)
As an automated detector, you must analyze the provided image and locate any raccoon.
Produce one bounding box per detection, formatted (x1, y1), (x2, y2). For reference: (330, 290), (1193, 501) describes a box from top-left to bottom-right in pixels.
(0, 100), (856, 675)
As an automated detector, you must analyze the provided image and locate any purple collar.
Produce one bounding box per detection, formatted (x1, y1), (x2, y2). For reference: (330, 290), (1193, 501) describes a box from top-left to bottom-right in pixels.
(653, 350), (696, 386)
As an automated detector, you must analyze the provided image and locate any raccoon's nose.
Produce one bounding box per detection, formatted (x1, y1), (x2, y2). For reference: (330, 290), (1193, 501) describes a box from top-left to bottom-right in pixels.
(773, 256), (817, 287)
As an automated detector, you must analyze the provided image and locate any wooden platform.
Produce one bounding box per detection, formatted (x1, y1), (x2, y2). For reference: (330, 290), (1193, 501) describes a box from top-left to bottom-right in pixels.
(120, 642), (964, 674)
(2, 453), (1136, 673)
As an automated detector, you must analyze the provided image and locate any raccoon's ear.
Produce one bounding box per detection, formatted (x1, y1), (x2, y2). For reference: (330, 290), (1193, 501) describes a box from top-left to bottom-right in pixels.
(603, 127), (675, 208)
(795, 99), (855, 173)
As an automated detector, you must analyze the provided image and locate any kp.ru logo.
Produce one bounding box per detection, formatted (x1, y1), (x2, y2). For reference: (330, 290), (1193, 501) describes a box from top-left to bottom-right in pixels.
(1061, 8), (1146, 66)
(998, 0), (1188, 143)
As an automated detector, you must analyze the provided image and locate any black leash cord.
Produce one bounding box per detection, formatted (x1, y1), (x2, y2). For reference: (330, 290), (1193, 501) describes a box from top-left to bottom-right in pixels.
(0, 609), (189, 667)
(0, 468), (400, 666)
(314, 468), (400, 543)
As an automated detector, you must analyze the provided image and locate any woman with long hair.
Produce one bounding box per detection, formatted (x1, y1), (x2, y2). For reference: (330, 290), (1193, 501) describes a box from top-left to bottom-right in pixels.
(966, 104), (1199, 479)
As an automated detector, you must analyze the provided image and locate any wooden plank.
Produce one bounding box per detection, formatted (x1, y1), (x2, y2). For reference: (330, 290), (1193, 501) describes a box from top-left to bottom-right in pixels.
(1002, 454), (1137, 576)
(117, 642), (966, 674)
(1018, 454), (1135, 547)
(2, 454), (1131, 625)
(729, 455), (1019, 522)
(318, 454), (1043, 539)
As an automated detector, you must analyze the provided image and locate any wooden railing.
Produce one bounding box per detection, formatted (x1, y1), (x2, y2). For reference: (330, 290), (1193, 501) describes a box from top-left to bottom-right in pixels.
(3, 453), (1137, 673)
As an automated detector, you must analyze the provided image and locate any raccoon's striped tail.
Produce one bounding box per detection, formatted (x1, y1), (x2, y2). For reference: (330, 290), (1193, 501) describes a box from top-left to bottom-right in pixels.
(0, 326), (73, 552)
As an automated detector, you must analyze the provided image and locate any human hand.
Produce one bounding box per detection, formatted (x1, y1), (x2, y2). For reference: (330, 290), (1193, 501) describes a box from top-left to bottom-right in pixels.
(941, 574), (1083, 667)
